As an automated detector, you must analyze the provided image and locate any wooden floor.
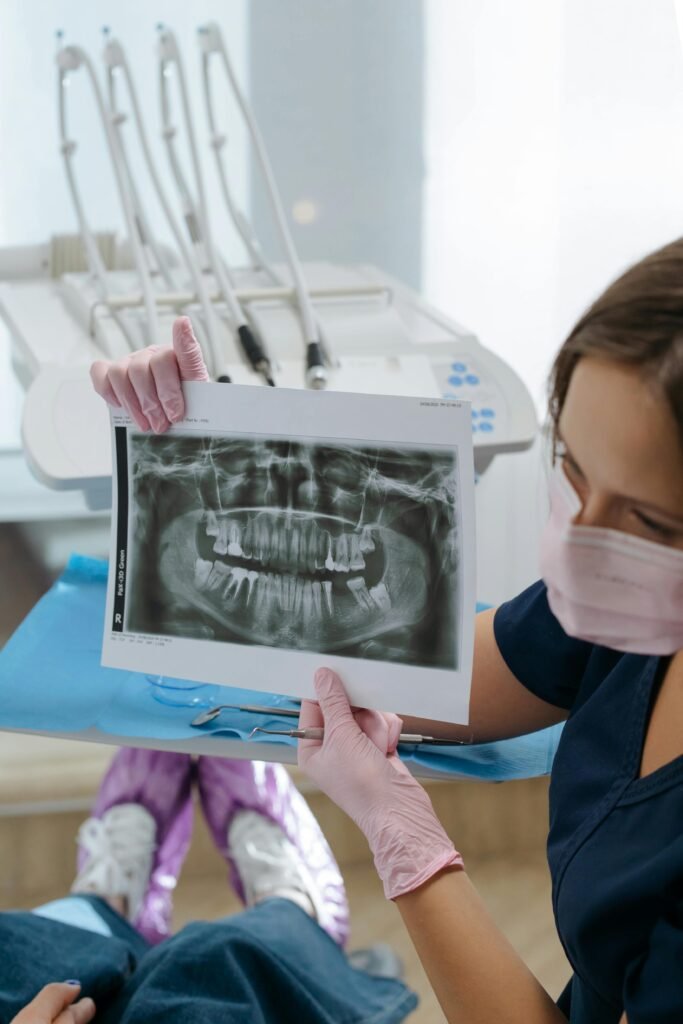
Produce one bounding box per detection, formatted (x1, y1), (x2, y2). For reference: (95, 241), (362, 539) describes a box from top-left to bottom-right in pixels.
(0, 525), (570, 1021)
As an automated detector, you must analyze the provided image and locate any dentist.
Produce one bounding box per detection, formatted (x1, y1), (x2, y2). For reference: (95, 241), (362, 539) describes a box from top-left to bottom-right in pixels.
(92, 237), (683, 1024)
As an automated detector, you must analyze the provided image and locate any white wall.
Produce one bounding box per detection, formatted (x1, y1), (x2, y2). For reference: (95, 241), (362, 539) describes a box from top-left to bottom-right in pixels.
(424, 0), (683, 413)
(0, 1), (248, 260)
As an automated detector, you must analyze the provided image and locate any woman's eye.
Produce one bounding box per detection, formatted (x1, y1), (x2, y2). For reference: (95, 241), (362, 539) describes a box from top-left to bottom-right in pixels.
(562, 454), (584, 480)
(633, 511), (677, 541)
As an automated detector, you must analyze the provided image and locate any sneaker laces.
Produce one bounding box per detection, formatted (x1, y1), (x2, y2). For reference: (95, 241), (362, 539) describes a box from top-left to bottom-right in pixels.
(72, 804), (156, 922)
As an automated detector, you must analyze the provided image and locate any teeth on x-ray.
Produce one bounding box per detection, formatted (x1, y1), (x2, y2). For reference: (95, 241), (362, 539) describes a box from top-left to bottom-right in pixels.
(347, 576), (374, 611)
(198, 514), (377, 623)
(206, 510), (220, 538)
(194, 542), (366, 621)
(207, 515), (366, 576)
(359, 525), (375, 554)
(369, 582), (391, 612)
(129, 434), (459, 668)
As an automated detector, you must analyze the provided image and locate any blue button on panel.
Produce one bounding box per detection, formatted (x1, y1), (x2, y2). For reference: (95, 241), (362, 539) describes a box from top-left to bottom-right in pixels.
(448, 375), (463, 387)
(451, 361), (467, 373)
(478, 421), (494, 433)
(471, 409), (479, 419)
(465, 374), (480, 386)
(480, 407), (495, 418)
(471, 423), (478, 433)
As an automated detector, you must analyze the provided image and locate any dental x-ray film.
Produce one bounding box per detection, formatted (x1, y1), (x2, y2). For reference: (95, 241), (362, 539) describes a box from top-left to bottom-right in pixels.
(102, 382), (476, 721)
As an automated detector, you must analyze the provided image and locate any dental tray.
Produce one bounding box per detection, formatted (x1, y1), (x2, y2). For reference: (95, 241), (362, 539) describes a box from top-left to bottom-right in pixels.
(0, 555), (562, 781)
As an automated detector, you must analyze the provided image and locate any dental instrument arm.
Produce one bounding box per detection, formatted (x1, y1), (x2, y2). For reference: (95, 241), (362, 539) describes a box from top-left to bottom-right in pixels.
(157, 27), (274, 387)
(56, 39), (160, 350)
(101, 32), (225, 380)
(199, 22), (328, 389)
(103, 31), (177, 293)
(199, 44), (278, 285)
(299, 669), (566, 1024)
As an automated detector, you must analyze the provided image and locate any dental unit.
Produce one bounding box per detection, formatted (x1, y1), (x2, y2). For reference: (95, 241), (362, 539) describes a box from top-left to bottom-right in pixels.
(0, 21), (540, 764)
(0, 23), (536, 518)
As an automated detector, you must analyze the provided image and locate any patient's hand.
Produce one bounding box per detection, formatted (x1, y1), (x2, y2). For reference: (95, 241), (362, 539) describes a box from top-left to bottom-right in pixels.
(10, 981), (95, 1024)
(90, 316), (209, 433)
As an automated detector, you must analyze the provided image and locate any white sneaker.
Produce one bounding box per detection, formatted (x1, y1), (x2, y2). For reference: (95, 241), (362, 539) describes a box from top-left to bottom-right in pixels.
(227, 810), (318, 920)
(71, 803), (156, 922)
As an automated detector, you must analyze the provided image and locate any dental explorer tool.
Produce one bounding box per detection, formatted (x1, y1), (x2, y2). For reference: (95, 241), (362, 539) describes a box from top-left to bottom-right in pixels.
(198, 22), (329, 389)
(157, 26), (274, 387)
(101, 29), (225, 379)
(249, 727), (473, 746)
(57, 33), (160, 353)
(191, 703), (300, 727)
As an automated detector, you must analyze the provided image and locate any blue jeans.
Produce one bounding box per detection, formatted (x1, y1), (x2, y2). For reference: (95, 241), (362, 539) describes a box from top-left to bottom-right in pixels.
(0, 897), (417, 1023)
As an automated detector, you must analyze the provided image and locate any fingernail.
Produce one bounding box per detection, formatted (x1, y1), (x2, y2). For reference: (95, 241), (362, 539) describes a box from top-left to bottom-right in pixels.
(150, 413), (169, 434)
(167, 399), (184, 423)
(178, 317), (195, 342)
(314, 667), (333, 690)
(64, 980), (81, 986)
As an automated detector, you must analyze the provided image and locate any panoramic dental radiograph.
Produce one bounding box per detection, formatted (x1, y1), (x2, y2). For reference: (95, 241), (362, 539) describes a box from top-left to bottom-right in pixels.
(125, 432), (460, 669)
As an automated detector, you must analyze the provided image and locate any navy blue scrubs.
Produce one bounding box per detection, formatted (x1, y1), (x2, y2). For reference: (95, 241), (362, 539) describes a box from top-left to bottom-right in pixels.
(494, 581), (683, 1024)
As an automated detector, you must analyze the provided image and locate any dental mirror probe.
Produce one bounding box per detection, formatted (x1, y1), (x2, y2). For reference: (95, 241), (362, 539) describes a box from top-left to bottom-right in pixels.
(249, 726), (473, 747)
(191, 703), (300, 727)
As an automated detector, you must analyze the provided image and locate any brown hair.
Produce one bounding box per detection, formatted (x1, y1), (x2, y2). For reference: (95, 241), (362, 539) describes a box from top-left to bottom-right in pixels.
(548, 238), (683, 453)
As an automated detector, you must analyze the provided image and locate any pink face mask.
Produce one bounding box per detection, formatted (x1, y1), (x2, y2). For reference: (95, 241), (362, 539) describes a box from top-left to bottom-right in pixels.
(539, 464), (683, 655)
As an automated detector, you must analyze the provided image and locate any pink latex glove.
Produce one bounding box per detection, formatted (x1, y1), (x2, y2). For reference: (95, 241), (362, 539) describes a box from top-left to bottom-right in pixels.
(90, 316), (209, 433)
(298, 668), (464, 900)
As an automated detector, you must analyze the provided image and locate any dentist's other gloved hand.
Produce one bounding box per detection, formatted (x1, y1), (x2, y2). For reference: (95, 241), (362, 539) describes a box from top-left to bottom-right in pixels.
(298, 668), (464, 900)
(90, 316), (209, 433)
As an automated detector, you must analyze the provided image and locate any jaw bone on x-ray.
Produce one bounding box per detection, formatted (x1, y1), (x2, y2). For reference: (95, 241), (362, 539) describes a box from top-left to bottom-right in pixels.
(128, 433), (459, 670)
(103, 382), (475, 720)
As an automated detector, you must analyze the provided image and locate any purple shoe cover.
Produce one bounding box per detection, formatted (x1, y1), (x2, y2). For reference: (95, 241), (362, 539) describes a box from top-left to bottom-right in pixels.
(78, 747), (193, 944)
(197, 757), (349, 947)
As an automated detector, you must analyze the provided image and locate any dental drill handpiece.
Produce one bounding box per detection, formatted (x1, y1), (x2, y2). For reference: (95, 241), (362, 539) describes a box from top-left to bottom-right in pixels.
(157, 26), (275, 388)
(198, 23), (327, 391)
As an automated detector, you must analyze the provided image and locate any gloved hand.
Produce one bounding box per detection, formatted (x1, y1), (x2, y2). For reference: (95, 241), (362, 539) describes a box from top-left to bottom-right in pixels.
(298, 668), (464, 900)
(90, 316), (209, 433)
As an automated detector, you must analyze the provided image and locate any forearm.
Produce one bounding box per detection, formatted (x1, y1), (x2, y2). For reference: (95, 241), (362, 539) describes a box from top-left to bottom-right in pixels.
(396, 868), (567, 1024)
(400, 610), (568, 743)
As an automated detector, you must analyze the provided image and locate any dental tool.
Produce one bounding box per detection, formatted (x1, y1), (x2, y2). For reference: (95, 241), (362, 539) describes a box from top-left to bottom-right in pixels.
(157, 25), (275, 387)
(191, 703), (301, 727)
(198, 22), (329, 389)
(56, 32), (160, 353)
(249, 727), (473, 746)
(101, 28), (225, 379)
